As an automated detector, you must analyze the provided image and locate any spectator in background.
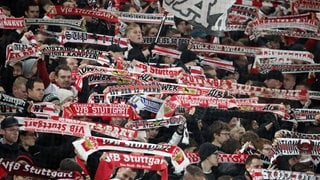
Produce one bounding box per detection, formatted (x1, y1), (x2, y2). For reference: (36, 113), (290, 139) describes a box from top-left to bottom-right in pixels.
(26, 77), (45, 102)
(12, 76), (28, 100)
(24, 0), (40, 32)
(183, 165), (206, 180)
(174, 17), (190, 37)
(0, 116), (21, 160)
(264, 70), (284, 89)
(244, 155), (263, 180)
(283, 74), (296, 90)
(125, 23), (150, 62)
(198, 142), (219, 180)
(209, 120), (231, 150)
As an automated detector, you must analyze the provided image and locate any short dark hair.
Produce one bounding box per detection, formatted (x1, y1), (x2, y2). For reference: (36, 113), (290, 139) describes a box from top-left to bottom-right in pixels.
(24, 0), (39, 12)
(245, 155), (261, 166)
(209, 120), (230, 141)
(55, 64), (71, 76)
(26, 77), (43, 90)
(184, 165), (206, 179)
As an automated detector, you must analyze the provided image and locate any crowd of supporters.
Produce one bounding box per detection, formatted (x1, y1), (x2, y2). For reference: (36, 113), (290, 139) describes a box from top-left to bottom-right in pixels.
(0, 0), (320, 180)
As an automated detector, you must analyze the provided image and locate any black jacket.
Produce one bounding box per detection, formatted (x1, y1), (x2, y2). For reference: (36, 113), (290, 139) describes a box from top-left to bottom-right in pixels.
(0, 141), (20, 160)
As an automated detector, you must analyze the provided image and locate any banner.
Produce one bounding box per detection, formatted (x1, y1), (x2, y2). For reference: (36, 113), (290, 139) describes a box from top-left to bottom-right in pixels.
(49, 6), (118, 22)
(63, 103), (138, 119)
(271, 138), (320, 162)
(61, 30), (128, 48)
(0, 17), (24, 29)
(131, 115), (185, 130)
(0, 158), (80, 179)
(95, 152), (168, 180)
(73, 136), (190, 173)
(250, 168), (320, 180)
(59, 117), (139, 140)
(163, 0), (236, 32)
(25, 18), (83, 30)
(16, 117), (91, 137)
(41, 46), (111, 65)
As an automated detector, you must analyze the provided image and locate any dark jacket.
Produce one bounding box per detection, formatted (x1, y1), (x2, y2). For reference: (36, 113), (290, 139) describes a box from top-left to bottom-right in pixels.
(127, 42), (147, 62)
(0, 141), (20, 160)
(24, 137), (76, 169)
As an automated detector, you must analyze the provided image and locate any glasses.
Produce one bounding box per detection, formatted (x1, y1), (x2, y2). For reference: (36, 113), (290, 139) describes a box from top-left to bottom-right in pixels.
(220, 132), (230, 136)
(5, 128), (19, 133)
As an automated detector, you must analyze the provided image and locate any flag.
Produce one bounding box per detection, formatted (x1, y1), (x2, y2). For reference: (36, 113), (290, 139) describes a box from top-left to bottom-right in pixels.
(163, 0), (236, 32)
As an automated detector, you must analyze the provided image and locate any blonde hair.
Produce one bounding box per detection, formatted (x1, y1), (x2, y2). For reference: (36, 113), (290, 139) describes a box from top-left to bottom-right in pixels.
(125, 23), (141, 37)
(13, 76), (28, 88)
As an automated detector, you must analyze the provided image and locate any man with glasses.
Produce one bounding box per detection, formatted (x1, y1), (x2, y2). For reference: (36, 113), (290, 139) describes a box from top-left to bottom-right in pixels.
(0, 116), (22, 160)
(209, 120), (231, 150)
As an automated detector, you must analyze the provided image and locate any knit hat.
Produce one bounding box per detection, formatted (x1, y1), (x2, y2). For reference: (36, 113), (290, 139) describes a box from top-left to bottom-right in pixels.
(265, 70), (284, 82)
(1, 116), (22, 129)
(43, 93), (60, 103)
(56, 89), (74, 103)
(23, 58), (37, 77)
(198, 142), (218, 162)
(190, 29), (208, 39)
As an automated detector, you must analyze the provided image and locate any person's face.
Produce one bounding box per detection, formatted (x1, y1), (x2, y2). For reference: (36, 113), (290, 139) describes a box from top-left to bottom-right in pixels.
(205, 68), (217, 79)
(261, 144), (273, 159)
(246, 158), (263, 171)
(147, 128), (159, 139)
(109, 117), (126, 126)
(288, 156), (299, 167)
(163, 56), (175, 64)
(216, 130), (230, 144)
(35, 33), (47, 45)
(116, 168), (136, 180)
(128, 7), (137, 13)
(13, 64), (23, 77)
(264, 79), (282, 89)
(148, 27), (158, 36)
(177, 21), (188, 34)
(66, 58), (79, 72)
(126, 26), (143, 44)
(283, 74), (296, 90)
(266, 40), (280, 49)
(251, 120), (259, 130)
(1, 126), (19, 145)
(207, 153), (218, 167)
(28, 82), (45, 101)
(25, 6), (39, 18)
(228, 117), (239, 129)
(20, 132), (37, 147)
(55, 69), (72, 88)
(13, 84), (28, 100)
(230, 127), (245, 141)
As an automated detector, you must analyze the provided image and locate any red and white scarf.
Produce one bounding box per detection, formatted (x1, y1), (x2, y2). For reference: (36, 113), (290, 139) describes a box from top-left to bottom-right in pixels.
(271, 138), (320, 163)
(95, 152), (168, 180)
(60, 30), (128, 48)
(250, 168), (320, 180)
(16, 117), (91, 137)
(62, 103), (139, 119)
(0, 158), (81, 179)
(59, 117), (139, 140)
(73, 136), (190, 173)
(41, 46), (111, 65)
(49, 6), (118, 22)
